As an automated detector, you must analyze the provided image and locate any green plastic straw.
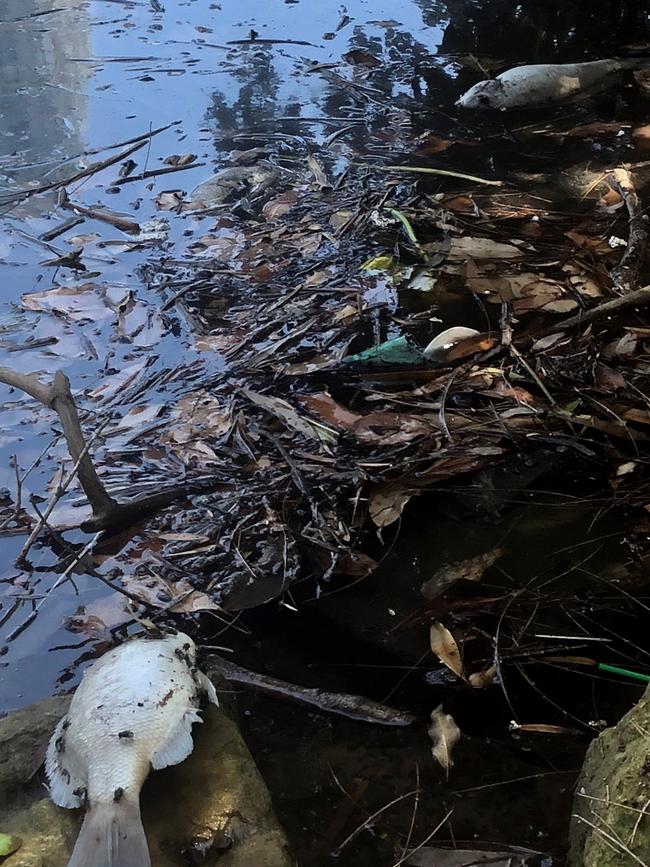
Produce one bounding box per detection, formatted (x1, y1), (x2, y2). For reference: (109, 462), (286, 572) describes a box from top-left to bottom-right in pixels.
(598, 663), (650, 684)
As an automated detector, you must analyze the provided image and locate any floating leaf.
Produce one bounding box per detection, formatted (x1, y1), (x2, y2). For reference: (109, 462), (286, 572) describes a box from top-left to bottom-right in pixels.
(428, 705), (461, 777)
(429, 622), (465, 680)
(369, 484), (414, 528)
(421, 547), (504, 600)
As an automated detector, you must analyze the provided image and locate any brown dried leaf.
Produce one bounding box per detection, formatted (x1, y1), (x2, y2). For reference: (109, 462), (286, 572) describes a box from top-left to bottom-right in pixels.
(342, 48), (382, 67)
(421, 547), (504, 600)
(123, 573), (219, 613)
(262, 191), (299, 219)
(429, 621), (465, 679)
(416, 133), (454, 156)
(299, 392), (361, 430)
(156, 190), (185, 211)
(565, 228), (612, 255)
(428, 705), (461, 777)
(623, 408), (650, 426)
(368, 484), (414, 528)
(448, 236), (525, 260)
(468, 665), (497, 689)
(595, 363), (626, 391)
(441, 194), (478, 214)
(307, 155), (331, 191)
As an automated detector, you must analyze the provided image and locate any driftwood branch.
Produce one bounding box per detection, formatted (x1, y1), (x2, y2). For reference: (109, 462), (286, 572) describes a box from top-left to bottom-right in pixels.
(58, 188), (141, 235)
(0, 367), (196, 537)
(608, 168), (648, 294)
(0, 368), (117, 517)
(207, 654), (417, 726)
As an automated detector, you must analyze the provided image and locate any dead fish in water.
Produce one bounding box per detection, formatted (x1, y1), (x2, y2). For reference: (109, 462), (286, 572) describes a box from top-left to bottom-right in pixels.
(46, 631), (217, 867)
(456, 59), (640, 109)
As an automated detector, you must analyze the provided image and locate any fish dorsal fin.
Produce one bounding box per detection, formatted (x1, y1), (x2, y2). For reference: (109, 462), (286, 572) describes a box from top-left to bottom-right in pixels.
(195, 669), (219, 706)
(150, 708), (202, 770)
(45, 715), (87, 809)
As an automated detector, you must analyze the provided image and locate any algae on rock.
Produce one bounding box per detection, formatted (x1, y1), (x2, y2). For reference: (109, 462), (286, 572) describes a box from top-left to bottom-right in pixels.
(568, 683), (650, 867)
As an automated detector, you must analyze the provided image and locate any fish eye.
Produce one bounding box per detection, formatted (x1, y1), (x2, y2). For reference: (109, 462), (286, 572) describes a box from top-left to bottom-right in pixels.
(478, 94), (490, 106)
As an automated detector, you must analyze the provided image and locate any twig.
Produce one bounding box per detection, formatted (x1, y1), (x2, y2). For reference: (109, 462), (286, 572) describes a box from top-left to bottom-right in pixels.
(58, 188), (140, 235)
(331, 789), (420, 857)
(110, 160), (205, 185)
(141, 122), (153, 178)
(39, 216), (84, 242)
(6, 533), (103, 642)
(370, 164), (503, 187)
(537, 285), (650, 337)
(396, 765), (420, 866)
(391, 808), (454, 867)
(0, 139), (149, 207)
(15, 416), (111, 565)
(608, 168), (648, 294)
(572, 814), (649, 867)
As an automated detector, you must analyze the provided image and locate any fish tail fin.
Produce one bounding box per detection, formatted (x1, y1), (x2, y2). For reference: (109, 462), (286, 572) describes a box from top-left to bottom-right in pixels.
(66, 797), (150, 867)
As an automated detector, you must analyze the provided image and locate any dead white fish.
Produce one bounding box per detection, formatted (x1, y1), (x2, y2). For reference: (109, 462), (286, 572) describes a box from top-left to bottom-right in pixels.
(457, 59), (639, 110)
(46, 631), (217, 867)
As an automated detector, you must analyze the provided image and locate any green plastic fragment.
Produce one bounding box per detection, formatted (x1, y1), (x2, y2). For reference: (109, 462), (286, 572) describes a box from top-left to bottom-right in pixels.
(342, 335), (424, 367)
(0, 834), (21, 858)
(598, 663), (650, 684)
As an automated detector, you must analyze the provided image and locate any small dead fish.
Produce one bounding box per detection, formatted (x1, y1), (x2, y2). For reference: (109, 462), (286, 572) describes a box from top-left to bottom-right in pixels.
(46, 631), (217, 867)
(457, 59), (639, 110)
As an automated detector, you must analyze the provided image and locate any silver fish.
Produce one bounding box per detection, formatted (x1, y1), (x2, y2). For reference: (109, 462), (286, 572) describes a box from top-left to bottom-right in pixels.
(456, 59), (637, 110)
(46, 631), (218, 867)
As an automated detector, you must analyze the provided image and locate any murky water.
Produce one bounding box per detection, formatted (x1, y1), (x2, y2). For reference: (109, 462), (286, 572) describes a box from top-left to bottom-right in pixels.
(1, 0), (650, 863)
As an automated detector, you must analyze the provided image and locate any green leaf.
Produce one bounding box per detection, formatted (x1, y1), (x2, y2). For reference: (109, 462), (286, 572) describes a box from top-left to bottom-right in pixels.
(561, 399), (581, 414)
(387, 208), (428, 261)
(360, 255), (395, 273)
(343, 336), (424, 367)
(0, 834), (21, 858)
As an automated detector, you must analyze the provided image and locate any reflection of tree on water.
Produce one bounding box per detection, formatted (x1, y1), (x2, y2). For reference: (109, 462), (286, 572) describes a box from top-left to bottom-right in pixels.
(208, 46), (290, 136)
(418, 0), (650, 62)
(0, 0), (89, 187)
(207, 17), (442, 146)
